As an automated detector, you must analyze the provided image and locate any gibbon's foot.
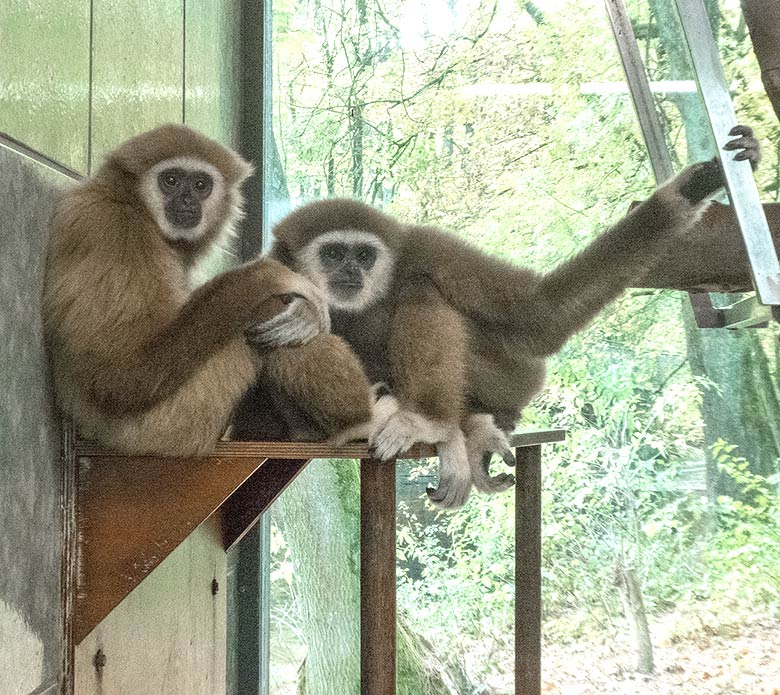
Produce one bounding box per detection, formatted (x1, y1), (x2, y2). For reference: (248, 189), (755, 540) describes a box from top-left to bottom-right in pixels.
(464, 414), (516, 494)
(677, 125), (760, 204)
(723, 125), (760, 169)
(369, 408), (452, 461)
(328, 391), (399, 447)
(427, 430), (472, 509)
(476, 454), (515, 494)
(245, 293), (324, 349)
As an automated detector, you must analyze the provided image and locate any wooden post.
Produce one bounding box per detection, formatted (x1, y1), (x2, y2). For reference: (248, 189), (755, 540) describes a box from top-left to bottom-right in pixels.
(515, 445), (542, 695)
(360, 457), (397, 695)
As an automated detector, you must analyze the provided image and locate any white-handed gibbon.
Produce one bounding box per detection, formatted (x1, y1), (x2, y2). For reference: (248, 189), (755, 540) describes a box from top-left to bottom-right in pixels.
(43, 124), (375, 455)
(268, 126), (760, 508)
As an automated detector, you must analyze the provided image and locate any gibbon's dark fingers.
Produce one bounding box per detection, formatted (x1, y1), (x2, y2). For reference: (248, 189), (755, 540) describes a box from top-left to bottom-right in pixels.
(723, 127), (760, 169)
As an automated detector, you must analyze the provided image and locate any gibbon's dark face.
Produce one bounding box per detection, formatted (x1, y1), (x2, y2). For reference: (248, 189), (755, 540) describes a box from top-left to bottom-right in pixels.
(297, 230), (395, 312)
(319, 240), (378, 298)
(157, 167), (214, 229)
(141, 156), (226, 242)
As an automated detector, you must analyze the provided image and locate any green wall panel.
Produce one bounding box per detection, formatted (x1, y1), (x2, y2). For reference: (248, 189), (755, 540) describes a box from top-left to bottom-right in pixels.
(0, 0), (90, 173)
(90, 0), (184, 170)
(185, 0), (240, 147)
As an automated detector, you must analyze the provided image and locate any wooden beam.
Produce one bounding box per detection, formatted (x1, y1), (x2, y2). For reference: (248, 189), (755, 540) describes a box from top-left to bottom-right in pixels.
(636, 201), (780, 293)
(219, 458), (309, 551)
(74, 448), (299, 643)
(515, 445), (542, 695)
(360, 457), (397, 695)
(73, 430), (566, 653)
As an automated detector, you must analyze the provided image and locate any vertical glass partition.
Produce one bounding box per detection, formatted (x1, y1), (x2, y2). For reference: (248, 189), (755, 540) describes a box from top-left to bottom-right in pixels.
(263, 1), (780, 693)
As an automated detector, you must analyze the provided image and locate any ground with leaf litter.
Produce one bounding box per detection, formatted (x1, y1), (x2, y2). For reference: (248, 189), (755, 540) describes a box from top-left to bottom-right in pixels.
(538, 615), (780, 695)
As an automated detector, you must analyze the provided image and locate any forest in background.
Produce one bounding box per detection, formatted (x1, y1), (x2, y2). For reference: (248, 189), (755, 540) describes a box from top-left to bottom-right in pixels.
(262, 0), (780, 693)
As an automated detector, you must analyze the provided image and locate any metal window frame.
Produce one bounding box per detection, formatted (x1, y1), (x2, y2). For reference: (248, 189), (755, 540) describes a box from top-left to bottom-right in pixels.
(229, 2), (273, 695)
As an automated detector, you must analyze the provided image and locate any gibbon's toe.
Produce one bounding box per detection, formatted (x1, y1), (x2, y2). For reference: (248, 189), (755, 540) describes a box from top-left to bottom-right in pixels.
(471, 453), (516, 494)
(426, 476), (471, 509)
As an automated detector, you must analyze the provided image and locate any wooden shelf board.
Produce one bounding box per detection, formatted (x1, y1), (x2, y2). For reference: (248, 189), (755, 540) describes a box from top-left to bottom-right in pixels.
(72, 428), (565, 644)
(75, 428), (566, 460)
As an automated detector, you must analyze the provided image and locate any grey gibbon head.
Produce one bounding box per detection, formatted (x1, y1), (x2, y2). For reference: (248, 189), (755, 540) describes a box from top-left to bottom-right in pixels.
(95, 124), (253, 252)
(272, 198), (406, 312)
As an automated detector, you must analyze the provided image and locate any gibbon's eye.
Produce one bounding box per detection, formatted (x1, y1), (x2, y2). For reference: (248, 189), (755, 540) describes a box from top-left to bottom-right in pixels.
(321, 243), (347, 263)
(158, 169), (183, 192)
(355, 245), (377, 267)
(192, 173), (214, 198)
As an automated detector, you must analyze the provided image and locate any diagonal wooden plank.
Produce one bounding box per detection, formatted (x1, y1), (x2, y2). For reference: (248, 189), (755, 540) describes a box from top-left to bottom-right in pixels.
(219, 457), (310, 551)
(75, 451), (275, 643)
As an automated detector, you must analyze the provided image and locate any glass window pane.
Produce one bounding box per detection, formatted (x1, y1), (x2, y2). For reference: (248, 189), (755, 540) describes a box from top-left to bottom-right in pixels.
(264, 1), (780, 693)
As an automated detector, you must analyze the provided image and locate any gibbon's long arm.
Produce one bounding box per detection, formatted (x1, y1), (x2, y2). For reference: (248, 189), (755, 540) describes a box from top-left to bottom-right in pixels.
(380, 281), (473, 508)
(387, 281), (468, 425)
(522, 128), (759, 355)
(55, 256), (325, 416)
(404, 127), (759, 356)
(130, 259), (325, 409)
(520, 175), (709, 355)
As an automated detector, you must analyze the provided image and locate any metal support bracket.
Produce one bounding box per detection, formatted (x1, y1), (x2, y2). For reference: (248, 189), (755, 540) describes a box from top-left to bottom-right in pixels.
(605, 0), (780, 326)
(675, 0), (780, 306)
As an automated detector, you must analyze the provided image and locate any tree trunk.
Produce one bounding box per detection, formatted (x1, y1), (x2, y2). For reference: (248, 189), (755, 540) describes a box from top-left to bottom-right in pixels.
(614, 566), (654, 674)
(740, 0), (780, 122)
(274, 460), (471, 695)
(274, 462), (361, 695)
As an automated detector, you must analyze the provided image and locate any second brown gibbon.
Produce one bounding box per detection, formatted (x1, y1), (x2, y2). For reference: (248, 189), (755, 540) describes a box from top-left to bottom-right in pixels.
(43, 124), (374, 455)
(268, 126), (760, 508)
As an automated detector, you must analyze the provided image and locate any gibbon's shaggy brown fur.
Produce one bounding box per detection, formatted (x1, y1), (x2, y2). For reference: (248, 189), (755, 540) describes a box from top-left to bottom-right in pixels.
(268, 126), (760, 507)
(43, 124), (373, 455)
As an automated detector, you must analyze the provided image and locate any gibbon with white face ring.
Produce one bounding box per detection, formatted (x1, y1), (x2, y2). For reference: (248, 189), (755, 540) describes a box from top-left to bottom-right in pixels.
(43, 124), (373, 455)
(139, 156), (225, 242)
(269, 125), (761, 508)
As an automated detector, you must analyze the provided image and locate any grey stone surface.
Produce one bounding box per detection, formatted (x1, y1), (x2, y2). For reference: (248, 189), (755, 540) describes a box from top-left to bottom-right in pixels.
(0, 144), (72, 695)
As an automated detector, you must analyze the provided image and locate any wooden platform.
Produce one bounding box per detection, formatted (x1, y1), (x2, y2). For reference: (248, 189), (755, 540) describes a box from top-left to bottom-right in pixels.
(73, 429), (566, 695)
